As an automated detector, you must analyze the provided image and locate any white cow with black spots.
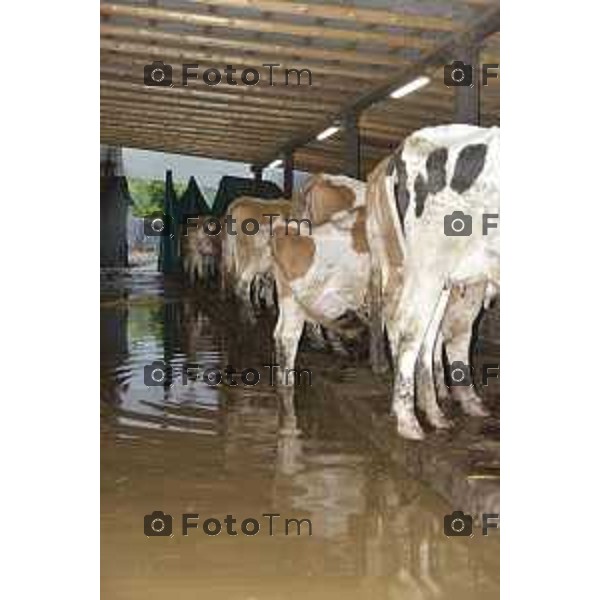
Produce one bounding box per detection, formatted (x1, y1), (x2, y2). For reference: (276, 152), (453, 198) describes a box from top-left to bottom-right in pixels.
(383, 124), (499, 439)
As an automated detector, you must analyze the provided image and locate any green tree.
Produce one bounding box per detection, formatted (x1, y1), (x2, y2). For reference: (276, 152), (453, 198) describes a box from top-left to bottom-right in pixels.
(128, 178), (187, 217)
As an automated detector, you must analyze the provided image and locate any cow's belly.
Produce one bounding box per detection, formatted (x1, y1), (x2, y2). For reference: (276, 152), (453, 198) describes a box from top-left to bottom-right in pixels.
(291, 256), (370, 321)
(449, 243), (499, 288)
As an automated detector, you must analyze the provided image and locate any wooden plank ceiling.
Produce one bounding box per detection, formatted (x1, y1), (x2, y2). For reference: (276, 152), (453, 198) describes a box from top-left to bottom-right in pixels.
(100, 0), (499, 174)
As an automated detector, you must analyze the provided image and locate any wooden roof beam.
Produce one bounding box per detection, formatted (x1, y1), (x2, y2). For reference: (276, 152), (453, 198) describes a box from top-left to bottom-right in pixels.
(100, 4), (440, 51)
(100, 23), (413, 68)
(267, 7), (500, 166)
(188, 0), (467, 32)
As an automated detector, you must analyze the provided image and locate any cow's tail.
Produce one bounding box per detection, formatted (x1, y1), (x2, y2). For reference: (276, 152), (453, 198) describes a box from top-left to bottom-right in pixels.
(365, 158), (396, 372)
(368, 262), (387, 373)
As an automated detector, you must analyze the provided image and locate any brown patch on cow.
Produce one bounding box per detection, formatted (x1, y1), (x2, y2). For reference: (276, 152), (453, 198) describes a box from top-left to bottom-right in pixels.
(351, 207), (369, 254)
(223, 197), (292, 282)
(271, 228), (315, 281)
(306, 178), (356, 225)
(229, 197), (292, 227)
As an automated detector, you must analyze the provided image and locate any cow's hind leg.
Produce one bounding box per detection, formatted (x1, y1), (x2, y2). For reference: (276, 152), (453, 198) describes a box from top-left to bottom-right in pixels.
(433, 332), (450, 403)
(273, 280), (305, 386)
(392, 277), (446, 440)
(369, 264), (387, 374)
(416, 289), (452, 429)
(443, 284), (490, 417)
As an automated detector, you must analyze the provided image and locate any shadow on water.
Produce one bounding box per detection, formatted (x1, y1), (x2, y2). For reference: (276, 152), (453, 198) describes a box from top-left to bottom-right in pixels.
(101, 269), (499, 600)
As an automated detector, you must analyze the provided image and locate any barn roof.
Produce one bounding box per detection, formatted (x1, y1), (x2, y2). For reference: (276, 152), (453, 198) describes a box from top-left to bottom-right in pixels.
(212, 175), (283, 216)
(101, 0), (499, 175)
(179, 175), (211, 217)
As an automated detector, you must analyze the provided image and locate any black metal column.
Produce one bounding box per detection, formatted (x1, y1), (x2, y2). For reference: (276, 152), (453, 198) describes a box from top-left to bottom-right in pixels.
(250, 165), (263, 182)
(283, 152), (294, 199)
(454, 44), (481, 125)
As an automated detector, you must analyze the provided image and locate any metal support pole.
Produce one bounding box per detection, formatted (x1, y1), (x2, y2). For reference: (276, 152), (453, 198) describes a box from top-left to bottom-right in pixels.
(453, 44), (481, 125)
(283, 152), (294, 199)
(159, 169), (179, 273)
(250, 165), (263, 183)
(342, 112), (361, 179)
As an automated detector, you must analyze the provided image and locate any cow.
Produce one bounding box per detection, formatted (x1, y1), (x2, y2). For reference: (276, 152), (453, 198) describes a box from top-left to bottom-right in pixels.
(271, 205), (370, 385)
(368, 124), (499, 439)
(220, 196), (293, 315)
(366, 154), (491, 437)
(180, 216), (222, 285)
(288, 174), (368, 351)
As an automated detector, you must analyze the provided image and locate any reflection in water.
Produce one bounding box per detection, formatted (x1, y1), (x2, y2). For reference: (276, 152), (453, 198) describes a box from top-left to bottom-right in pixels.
(101, 269), (499, 599)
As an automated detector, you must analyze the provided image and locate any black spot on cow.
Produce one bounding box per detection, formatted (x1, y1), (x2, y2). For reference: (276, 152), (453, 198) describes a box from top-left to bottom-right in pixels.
(426, 148), (448, 194)
(414, 147), (448, 218)
(388, 150), (410, 231)
(414, 174), (428, 217)
(395, 156), (410, 228)
(450, 143), (488, 194)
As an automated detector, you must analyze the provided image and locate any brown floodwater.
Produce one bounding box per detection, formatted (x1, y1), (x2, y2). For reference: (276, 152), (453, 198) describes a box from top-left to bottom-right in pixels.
(101, 268), (500, 600)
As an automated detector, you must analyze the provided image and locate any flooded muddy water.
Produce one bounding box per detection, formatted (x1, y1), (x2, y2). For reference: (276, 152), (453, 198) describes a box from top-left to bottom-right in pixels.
(101, 268), (499, 600)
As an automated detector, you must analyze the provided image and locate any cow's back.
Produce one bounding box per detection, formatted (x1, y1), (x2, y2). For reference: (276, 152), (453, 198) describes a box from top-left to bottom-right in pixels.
(299, 174), (366, 226)
(400, 125), (499, 285)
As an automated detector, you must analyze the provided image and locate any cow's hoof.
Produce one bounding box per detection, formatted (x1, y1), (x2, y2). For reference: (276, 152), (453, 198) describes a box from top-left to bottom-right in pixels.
(394, 410), (425, 440)
(429, 413), (453, 429)
(461, 396), (490, 417)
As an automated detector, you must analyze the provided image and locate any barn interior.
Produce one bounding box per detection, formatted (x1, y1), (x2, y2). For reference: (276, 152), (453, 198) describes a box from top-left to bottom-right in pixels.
(100, 1), (500, 598)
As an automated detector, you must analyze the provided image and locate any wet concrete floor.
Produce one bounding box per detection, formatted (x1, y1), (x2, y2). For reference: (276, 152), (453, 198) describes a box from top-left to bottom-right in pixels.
(101, 268), (499, 599)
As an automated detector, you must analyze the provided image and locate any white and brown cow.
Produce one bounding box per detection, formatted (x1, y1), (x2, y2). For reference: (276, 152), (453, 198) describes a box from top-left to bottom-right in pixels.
(221, 196), (293, 313)
(271, 205), (370, 384)
(288, 173), (368, 351)
(369, 124), (499, 439)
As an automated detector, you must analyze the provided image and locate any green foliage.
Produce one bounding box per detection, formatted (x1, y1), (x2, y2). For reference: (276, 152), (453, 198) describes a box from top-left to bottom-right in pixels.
(128, 178), (188, 217)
